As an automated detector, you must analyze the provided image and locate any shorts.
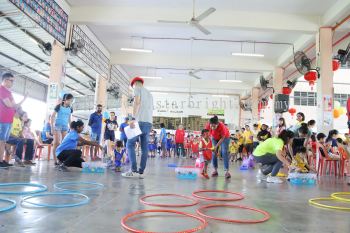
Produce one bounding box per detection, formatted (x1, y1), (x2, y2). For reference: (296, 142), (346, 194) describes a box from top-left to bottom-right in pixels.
(42, 138), (53, 144)
(54, 124), (68, 132)
(90, 132), (101, 142)
(0, 123), (12, 141)
(238, 145), (244, 153)
(104, 131), (115, 141)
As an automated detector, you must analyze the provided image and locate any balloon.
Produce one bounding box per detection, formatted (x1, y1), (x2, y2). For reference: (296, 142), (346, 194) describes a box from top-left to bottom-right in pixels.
(339, 107), (346, 115)
(333, 109), (341, 118)
(334, 101), (341, 109)
(103, 111), (110, 119)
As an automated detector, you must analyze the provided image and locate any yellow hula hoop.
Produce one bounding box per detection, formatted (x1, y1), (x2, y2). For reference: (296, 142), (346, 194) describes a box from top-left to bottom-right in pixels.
(331, 192), (350, 202)
(309, 197), (350, 211)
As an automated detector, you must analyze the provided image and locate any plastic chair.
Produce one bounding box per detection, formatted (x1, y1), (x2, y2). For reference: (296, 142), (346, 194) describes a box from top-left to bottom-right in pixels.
(34, 131), (52, 161)
(316, 142), (340, 177)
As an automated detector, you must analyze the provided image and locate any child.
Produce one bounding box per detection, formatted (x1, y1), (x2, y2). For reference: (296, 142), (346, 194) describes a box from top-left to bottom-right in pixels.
(184, 136), (190, 157)
(114, 140), (126, 172)
(191, 136), (200, 159)
(166, 133), (172, 157)
(229, 138), (239, 162)
(148, 133), (156, 158)
(317, 133), (340, 159)
(199, 129), (213, 179)
(289, 147), (312, 173)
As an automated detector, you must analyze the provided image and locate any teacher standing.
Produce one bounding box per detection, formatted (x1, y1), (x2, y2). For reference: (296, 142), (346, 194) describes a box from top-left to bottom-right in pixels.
(206, 116), (231, 179)
(122, 77), (153, 179)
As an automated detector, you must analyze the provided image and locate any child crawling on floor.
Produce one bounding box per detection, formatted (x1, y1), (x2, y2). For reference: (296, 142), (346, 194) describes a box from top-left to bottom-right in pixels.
(114, 140), (126, 172)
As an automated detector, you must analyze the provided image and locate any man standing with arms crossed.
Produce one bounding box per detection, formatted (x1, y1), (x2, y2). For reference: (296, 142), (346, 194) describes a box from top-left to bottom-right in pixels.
(122, 77), (153, 179)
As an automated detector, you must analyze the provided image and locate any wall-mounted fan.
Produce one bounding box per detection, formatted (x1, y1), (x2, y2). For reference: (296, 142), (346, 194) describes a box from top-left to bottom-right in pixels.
(294, 51), (320, 76)
(66, 39), (85, 56)
(260, 75), (274, 91)
(158, 0), (216, 35)
(286, 79), (297, 89)
(38, 42), (52, 56)
(88, 81), (96, 91)
(240, 100), (252, 111)
(335, 42), (350, 67)
(107, 84), (120, 98)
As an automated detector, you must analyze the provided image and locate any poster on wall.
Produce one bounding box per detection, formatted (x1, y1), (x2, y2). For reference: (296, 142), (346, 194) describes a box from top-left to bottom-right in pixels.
(48, 83), (58, 99)
(323, 95), (333, 127)
(9, 0), (68, 45)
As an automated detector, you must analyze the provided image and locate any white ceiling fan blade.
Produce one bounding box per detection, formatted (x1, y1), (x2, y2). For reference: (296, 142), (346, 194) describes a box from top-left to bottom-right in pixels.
(194, 7), (216, 22)
(189, 73), (201, 79)
(191, 69), (202, 74)
(192, 22), (211, 35)
(157, 20), (189, 24)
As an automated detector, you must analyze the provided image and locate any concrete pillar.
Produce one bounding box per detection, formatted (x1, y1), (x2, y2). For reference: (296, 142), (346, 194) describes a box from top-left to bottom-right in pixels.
(316, 27), (334, 133)
(47, 40), (66, 113)
(272, 67), (284, 128)
(94, 75), (107, 107)
(251, 87), (260, 123)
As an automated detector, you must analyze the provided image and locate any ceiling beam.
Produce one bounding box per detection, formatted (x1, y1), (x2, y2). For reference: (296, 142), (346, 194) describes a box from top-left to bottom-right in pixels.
(111, 53), (274, 72)
(70, 7), (319, 33)
(322, 0), (350, 26)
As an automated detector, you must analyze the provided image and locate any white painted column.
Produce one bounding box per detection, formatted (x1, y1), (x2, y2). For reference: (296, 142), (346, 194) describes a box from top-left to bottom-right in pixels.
(251, 87), (260, 123)
(272, 67), (284, 127)
(47, 40), (66, 114)
(316, 27), (334, 133)
(94, 75), (107, 107)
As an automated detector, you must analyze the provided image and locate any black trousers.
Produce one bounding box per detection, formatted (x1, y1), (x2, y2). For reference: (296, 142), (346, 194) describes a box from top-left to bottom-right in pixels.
(176, 143), (185, 157)
(57, 149), (84, 168)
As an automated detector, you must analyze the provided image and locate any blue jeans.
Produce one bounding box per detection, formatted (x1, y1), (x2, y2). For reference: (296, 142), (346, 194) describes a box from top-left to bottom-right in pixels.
(254, 153), (282, 176)
(126, 122), (152, 174)
(212, 138), (230, 171)
(7, 136), (34, 161)
(0, 123), (12, 141)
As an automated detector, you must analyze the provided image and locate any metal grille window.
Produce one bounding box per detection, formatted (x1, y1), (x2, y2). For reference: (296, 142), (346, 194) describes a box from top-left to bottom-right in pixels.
(334, 94), (350, 107)
(294, 91), (317, 106)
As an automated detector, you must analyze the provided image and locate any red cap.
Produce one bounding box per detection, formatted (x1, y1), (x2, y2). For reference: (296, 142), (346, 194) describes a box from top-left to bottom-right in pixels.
(130, 76), (144, 87)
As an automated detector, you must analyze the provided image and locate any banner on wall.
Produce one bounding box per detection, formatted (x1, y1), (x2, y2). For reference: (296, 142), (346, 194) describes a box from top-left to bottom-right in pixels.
(153, 94), (239, 125)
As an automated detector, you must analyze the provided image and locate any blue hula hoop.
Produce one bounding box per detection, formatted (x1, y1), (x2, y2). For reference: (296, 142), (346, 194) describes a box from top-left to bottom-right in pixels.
(0, 198), (16, 213)
(21, 192), (89, 208)
(0, 183), (47, 195)
(54, 181), (104, 192)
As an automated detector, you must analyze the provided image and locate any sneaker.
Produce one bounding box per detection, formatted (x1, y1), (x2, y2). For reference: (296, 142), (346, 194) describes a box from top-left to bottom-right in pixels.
(139, 173), (144, 179)
(256, 172), (267, 180)
(211, 171), (218, 177)
(201, 172), (209, 179)
(2, 161), (13, 167)
(14, 161), (25, 167)
(58, 164), (69, 172)
(225, 172), (231, 179)
(267, 176), (283, 184)
(115, 167), (121, 172)
(24, 161), (36, 166)
(122, 171), (138, 178)
(0, 162), (9, 169)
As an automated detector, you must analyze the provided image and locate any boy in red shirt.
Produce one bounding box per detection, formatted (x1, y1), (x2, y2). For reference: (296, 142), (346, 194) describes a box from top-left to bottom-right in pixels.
(199, 129), (213, 179)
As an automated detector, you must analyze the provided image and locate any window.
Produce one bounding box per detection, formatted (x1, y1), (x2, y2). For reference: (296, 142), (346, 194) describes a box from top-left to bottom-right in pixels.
(334, 94), (350, 107)
(294, 91), (317, 106)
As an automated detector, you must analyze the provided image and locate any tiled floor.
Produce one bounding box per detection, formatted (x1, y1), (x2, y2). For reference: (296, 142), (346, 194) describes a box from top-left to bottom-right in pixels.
(0, 158), (349, 233)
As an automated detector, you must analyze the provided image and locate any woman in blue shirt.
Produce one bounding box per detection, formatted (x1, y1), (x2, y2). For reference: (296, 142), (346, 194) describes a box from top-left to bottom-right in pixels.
(51, 94), (74, 165)
(56, 120), (102, 171)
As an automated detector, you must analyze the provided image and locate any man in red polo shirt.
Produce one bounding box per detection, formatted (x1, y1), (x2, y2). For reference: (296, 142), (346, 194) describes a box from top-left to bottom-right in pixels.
(205, 115), (231, 179)
(0, 72), (26, 167)
(175, 124), (185, 157)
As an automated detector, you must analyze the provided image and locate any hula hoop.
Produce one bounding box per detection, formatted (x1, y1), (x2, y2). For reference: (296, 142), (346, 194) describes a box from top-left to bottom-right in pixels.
(21, 192), (89, 208)
(0, 198), (16, 213)
(121, 209), (207, 233)
(196, 204), (270, 223)
(0, 183), (47, 195)
(140, 194), (199, 207)
(54, 181), (104, 192)
(192, 190), (244, 201)
(330, 192), (350, 202)
(309, 197), (350, 211)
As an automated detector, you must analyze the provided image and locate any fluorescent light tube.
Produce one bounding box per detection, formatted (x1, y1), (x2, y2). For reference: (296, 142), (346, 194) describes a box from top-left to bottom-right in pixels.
(120, 48), (153, 53)
(231, 52), (264, 57)
(219, 80), (242, 83)
(140, 76), (163, 80)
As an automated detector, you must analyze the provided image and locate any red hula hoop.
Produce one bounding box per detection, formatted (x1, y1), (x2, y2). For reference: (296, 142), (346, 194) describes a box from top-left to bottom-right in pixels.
(121, 209), (207, 233)
(192, 190), (244, 201)
(196, 204), (270, 223)
(140, 194), (199, 207)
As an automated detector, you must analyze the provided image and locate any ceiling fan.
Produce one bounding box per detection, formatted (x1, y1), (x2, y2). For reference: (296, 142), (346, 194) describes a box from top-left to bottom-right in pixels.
(171, 69), (202, 79)
(157, 0), (216, 35)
